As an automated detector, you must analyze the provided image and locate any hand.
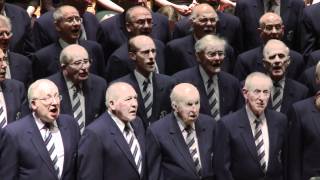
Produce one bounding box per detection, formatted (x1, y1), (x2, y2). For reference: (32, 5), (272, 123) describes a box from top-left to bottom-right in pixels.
(174, 4), (192, 16)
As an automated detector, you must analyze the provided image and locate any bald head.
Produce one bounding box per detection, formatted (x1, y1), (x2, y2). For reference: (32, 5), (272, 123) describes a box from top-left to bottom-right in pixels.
(60, 44), (88, 65)
(258, 12), (284, 42)
(128, 35), (154, 52)
(105, 82), (137, 108)
(190, 3), (217, 20)
(263, 39), (289, 58)
(170, 83), (200, 124)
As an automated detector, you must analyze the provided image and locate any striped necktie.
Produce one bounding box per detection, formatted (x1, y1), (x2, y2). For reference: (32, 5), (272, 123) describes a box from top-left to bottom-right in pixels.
(71, 86), (85, 134)
(124, 123), (142, 174)
(272, 82), (282, 112)
(185, 125), (202, 175)
(43, 123), (60, 178)
(207, 78), (220, 120)
(0, 105), (7, 128)
(254, 119), (267, 173)
(143, 80), (152, 119)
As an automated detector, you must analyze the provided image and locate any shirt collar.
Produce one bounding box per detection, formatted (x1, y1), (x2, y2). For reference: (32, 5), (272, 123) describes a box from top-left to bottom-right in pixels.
(273, 77), (285, 88)
(199, 65), (218, 84)
(33, 112), (58, 130)
(58, 38), (78, 49)
(245, 105), (266, 124)
(134, 70), (153, 87)
(174, 112), (195, 132)
(108, 110), (133, 133)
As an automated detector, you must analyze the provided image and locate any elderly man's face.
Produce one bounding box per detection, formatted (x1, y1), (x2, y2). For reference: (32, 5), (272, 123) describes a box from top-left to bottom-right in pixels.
(63, 48), (90, 84)
(110, 85), (138, 123)
(192, 11), (218, 39)
(259, 16), (284, 42)
(0, 49), (6, 82)
(131, 37), (156, 77)
(263, 43), (290, 81)
(56, 7), (81, 43)
(198, 44), (224, 76)
(126, 8), (152, 36)
(173, 89), (200, 125)
(31, 83), (61, 123)
(0, 21), (11, 51)
(243, 76), (271, 117)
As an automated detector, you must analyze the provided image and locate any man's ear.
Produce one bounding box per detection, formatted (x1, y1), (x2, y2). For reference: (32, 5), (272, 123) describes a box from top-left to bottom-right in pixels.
(262, 59), (269, 69)
(125, 22), (131, 33)
(242, 88), (248, 100)
(109, 100), (116, 110)
(129, 52), (136, 61)
(171, 101), (178, 111)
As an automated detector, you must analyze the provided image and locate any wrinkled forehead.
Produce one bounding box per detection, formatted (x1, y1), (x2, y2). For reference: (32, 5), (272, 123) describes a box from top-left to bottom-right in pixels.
(196, 11), (217, 19)
(135, 40), (155, 51)
(263, 16), (282, 25)
(204, 43), (225, 52)
(264, 45), (288, 58)
(247, 76), (272, 91)
(35, 83), (59, 97)
(68, 49), (89, 61)
(61, 7), (80, 17)
(131, 10), (152, 21)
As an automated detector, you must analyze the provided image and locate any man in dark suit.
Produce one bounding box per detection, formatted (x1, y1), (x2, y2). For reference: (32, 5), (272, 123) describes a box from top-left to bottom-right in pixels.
(115, 35), (174, 128)
(288, 62), (320, 180)
(147, 83), (215, 180)
(78, 82), (146, 180)
(0, 79), (80, 180)
(305, 48), (320, 69)
(32, 5), (105, 80)
(214, 72), (287, 180)
(262, 39), (308, 113)
(97, 5), (170, 62)
(106, 6), (166, 82)
(301, 3), (320, 60)
(234, 0), (304, 51)
(47, 44), (106, 134)
(0, 1), (34, 57)
(32, 0), (99, 50)
(173, 34), (241, 120)
(234, 12), (304, 81)
(0, 48), (29, 127)
(172, 10), (243, 55)
(0, 15), (32, 87)
(165, 3), (235, 75)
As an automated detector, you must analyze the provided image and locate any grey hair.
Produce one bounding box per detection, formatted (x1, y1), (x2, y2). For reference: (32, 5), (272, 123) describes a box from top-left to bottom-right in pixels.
(263, 39), (289, 58)
(53, 5), (78, 22)
(27, 79), (57, 108)
(244, 72), (273, 91)
(59, 44), (88, 65)
(125, 5), (150, 23)
(194, 34), (226, 53)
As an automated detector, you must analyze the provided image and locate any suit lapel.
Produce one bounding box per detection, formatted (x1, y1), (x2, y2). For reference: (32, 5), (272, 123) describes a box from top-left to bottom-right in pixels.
(169, 114), (198, 175)
(238, 109), (260, 163)
(151, 74), (163, 121)
(56, 73), (73, 115)
(83, 78), (93, 123)
(57, 117), (71, 179)
(131, 119), (145, 179)
(193, 67), (211, 114)
(186, 36), (197, 66)
(310, 104), (320, 137)
(195, 119), (208, 174)
(27, 115), (58, 179)
(266, 110), (279, 171)
(129, 74), (148, 122)
(2, 81), (15, 123)
(281, 79), (293, 113)
(109, 114), (140, 174)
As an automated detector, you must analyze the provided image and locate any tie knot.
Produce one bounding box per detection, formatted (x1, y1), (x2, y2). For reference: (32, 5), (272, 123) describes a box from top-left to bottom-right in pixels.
(208, 78), (213, 85)
(44, 122), (53, 130)
(184, 125), (193, 135)
(273, 81), (281, 88)
(254, 119), (262, 126)
(124, 123), (131, 133)
(143, 79), (150, 91)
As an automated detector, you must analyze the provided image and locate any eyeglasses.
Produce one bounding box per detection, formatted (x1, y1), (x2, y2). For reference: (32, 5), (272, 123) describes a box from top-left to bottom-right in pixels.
(68, 59), (92, 68)
(33, 95), (62, 104)
(63, 16), (82, 24)
(0, 31), (12, 38)
(135, 48), (156, 57)
(205, 50), (225, 58)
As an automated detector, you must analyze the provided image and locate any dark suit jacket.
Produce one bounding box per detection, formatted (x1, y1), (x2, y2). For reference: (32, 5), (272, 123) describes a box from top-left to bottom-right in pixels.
(47, 72), (107, 126)
(32, 40), (106, 80)
(146, 113), (216, 180)
(234, 46), (304, 81)
(96, 12), (170, 62)
(287, 97), (320, 180)
(298, 66), (318, 96)
(266, 78), (308, 113)
(306, 49), (320, 68)
(8, 51), (32, 87)
(234, 0), (304, 51)
(0, 114), (80, 180)
(1, 79), (29, 123)
(32, 11), (99, 50)
(172, 67), (241, 119)
(5, 3), (35, 57)
(106, 39), (166, 82)
(115, 72), (174, 128)
(214, 108), (287, 180)
(172, 11), (243, 55)
(301, 3), (320, 59)
(165, 34), (235, 75)
(78, 112), (146, 180)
